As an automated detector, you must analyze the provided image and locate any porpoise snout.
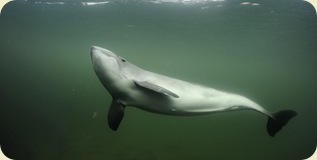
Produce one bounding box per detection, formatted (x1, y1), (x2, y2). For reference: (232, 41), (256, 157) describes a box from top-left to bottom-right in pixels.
(91, 46), (116, 57)
(91, 46), (101, 54)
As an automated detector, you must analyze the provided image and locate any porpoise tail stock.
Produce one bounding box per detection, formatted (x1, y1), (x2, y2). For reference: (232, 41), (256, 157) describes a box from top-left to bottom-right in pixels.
(90, 46), (297, 137)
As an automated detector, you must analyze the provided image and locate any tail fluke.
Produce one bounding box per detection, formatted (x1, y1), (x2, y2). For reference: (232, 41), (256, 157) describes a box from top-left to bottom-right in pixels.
(267, 110), (297, 137)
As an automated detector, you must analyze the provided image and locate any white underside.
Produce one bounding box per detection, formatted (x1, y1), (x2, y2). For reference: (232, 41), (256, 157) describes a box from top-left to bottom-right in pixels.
(91, 47), (272, 118)
(112, 69), (272, 117)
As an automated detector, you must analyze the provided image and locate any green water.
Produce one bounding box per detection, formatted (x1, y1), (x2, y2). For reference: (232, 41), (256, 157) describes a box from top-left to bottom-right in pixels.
(0, 0), (316, 159)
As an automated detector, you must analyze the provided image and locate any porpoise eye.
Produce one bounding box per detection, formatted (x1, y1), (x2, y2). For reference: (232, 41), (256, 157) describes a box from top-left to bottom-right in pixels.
(121, 58), (126, 62)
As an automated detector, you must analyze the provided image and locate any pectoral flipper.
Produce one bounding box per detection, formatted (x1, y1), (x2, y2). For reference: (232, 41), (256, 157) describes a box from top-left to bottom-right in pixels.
(108, 99), (125, 131)
(134, 80), (179, 98)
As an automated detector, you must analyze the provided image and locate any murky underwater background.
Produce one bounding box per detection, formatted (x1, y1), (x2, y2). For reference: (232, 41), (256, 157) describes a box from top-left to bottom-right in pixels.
(0, 0), (317, 159)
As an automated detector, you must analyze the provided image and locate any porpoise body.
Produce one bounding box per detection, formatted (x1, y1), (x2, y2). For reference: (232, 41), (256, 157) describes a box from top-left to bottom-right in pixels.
(90, 46), (297, 137)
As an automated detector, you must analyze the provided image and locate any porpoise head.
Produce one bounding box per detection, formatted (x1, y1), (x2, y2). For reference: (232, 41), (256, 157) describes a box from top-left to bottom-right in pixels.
(90, 46), (142, 94)
(91, 46), (129, 85)
(91, 46), (125, 73)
